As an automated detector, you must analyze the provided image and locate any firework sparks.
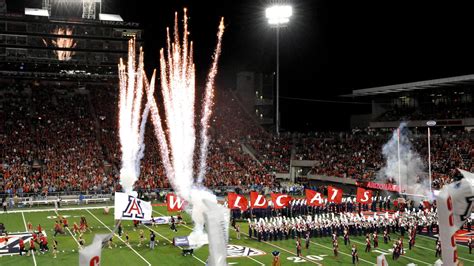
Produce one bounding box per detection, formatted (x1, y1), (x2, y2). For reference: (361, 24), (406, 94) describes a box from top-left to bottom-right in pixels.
(147, 10), (224, 198)
(118, 38), (149, 194)
(145, 10), (225, 252)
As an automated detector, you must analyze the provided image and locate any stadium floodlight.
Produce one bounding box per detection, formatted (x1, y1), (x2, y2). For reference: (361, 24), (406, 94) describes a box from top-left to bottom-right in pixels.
(265, 5), (292, 136)
(265, 5), (292, 26)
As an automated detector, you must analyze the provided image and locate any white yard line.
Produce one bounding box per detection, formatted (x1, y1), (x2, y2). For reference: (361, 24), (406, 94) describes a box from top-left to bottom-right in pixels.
(350, 238), (431, 265)
(142, 224), (207, 265)
(21, 211), (37, 266)
(152, 209), (319, 266)
(246, 255), (266, 265)
(85, 209), (151, 266)
(0, 205), (114, 214)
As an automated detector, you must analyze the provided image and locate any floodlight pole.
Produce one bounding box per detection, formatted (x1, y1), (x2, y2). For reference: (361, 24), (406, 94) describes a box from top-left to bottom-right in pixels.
(276, 25), (280, 136)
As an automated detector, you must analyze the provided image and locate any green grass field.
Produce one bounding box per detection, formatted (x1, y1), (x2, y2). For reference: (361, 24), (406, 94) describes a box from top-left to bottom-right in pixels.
(1, 205), (473, 265)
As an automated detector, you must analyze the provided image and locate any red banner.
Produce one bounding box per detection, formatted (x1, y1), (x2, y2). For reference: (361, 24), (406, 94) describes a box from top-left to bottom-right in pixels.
(228, 192), (248, 211)
(166, 193), (186, 212)
(327, 186), (343, 203)
(356, 187), (373, 204)
(358, 181), (399, 192)
(305, 189), (324, 206)
(250, 191), (268, 209)
(271, 193), (292, 209)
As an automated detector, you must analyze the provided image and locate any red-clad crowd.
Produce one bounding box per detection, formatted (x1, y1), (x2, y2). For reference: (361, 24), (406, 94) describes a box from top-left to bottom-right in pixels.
(1, 83), (473, 196)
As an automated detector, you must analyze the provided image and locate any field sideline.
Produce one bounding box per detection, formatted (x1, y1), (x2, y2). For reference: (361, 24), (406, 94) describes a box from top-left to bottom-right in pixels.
(1, 205), (473, 265)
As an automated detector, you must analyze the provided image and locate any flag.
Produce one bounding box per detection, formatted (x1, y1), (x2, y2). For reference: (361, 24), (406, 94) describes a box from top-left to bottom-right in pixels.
(271, 193), (292, 209)
(250, 191), (268, 209)
(166, 193), (186, 212)
(356, 187), (373, 204)
(436, 169), (474, 265)
(327, 186), (343, 203)
(228, 192), (248, 211)
(203, 199), (230, 266)
(376, 254), (388, 266)
(114, 192), (152, 221)
(305, 189), (324, 206)
(79, 234), (109, 266)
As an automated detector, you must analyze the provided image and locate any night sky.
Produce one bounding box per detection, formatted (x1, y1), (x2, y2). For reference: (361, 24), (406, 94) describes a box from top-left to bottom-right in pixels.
(7, 1), (474, 131)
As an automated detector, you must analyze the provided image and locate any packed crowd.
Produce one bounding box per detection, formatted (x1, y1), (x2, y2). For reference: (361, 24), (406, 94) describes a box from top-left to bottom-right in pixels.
(1, 82), (473, 196)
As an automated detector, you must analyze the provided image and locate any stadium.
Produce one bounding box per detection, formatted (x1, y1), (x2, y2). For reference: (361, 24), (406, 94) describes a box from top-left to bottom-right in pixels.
(1, 1), (473, 265)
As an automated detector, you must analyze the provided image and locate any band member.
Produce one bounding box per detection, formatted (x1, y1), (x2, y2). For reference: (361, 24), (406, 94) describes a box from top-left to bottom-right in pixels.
(333, 240), (339, 257)
(365, 234), (371, 252)
(351, 244), (359, 264)
(37, 224), (42, 234)
(296, 237), (302, 257)
(383, 229), (390, 244)
(344, 228), (350, 245)
(373, 232), (378, 249)
(305, 232), (310, 249)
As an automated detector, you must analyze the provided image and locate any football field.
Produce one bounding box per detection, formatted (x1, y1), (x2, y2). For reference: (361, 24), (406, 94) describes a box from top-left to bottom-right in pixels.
(1, 205), (473, 265)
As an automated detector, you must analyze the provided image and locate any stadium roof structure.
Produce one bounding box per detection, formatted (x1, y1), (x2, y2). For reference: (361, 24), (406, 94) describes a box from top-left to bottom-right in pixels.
(344, 74), (474, 97)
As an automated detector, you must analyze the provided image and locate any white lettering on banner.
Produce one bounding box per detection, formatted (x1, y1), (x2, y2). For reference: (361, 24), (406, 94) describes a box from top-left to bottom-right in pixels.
(361, 191), (370, 202)
(330, 188), (339, 201)
(276, 195), (288, 206)
(233, 196), (242, 208)
(169, 195), (184, 210)
(254, 195), (267, 207)
(310, 193), (323, 205)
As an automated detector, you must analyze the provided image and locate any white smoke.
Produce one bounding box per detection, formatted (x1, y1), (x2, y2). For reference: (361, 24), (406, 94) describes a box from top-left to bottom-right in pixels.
(378, 122), (430, 200)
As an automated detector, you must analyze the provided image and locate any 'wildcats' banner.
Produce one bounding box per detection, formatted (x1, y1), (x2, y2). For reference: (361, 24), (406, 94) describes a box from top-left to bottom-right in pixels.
(228, 192), (248, 211)
(114, 192), (152, 221)
(270, 193), (292, 209)
(437, 169), (474, 265)
(356, 187), (373, 204)
(250, 191), (268, 209)
(305, 189), (324, 206)
(327, 186), (343, 203)
(167, 193), (186, 212)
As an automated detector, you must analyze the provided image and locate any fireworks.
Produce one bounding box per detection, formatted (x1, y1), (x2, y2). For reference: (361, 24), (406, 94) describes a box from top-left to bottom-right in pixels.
(146, 10), (225, 199)
(118, 38), (150, 194)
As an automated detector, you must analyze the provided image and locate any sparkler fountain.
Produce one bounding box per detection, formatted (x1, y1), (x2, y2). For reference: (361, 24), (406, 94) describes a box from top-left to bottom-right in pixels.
(117, 38), (150, 195)
(144, 10), (228, 265)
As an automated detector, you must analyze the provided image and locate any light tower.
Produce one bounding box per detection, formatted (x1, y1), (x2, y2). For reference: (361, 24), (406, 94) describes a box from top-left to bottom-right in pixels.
(82, 0), (96, 20)
(265, 4), (292, 136)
